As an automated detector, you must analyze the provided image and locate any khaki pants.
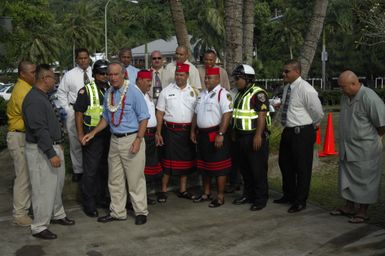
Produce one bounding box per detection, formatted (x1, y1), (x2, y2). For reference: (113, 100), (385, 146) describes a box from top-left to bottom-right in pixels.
(65, 107), (83, 174)
(25, 143), (66, 234)
(108, 134), (148, 218)
(7, 132), (31, 218)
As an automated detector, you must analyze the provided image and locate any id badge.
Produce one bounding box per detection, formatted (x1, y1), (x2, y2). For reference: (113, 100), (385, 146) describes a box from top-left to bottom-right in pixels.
(153, 87), (162, 99)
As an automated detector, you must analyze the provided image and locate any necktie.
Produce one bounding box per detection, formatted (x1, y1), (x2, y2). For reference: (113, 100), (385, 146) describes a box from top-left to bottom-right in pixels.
(155, 71), (162, 88)
(281, 85), (291, 126)
(84, 71), (90, 85)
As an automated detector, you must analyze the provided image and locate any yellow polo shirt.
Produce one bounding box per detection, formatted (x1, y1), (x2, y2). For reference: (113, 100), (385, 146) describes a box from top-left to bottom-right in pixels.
(7, 79), (32, 132)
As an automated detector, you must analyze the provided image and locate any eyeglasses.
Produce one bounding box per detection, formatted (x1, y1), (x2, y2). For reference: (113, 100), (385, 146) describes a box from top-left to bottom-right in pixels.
(97, 72), (107, 76)
(283, 69), (292, 74)
(152, 57), (162, 60)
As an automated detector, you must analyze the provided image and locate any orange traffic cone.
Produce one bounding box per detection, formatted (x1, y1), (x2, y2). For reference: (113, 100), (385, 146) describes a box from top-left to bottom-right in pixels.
(319, 112), (338, 157)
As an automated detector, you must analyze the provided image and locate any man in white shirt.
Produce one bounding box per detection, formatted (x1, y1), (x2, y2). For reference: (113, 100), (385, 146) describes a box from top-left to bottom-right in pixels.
(162, 46), (202, 90)
(155, 63), (198, 203)
(56, 48), (93, 182)
(149, 50), (167, 103)
(118, 47), (139, 83)
(274, 59), (324, 213)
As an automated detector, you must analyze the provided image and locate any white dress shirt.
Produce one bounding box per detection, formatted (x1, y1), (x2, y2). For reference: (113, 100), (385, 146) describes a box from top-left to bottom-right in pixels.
(135, 85), (157, 128)
(162, 60), (202, 90)
(156, 83), (198, 123)
(56, 66), (93, 111)
(195, 85), (233, 128)
(281, 77), (324, 127)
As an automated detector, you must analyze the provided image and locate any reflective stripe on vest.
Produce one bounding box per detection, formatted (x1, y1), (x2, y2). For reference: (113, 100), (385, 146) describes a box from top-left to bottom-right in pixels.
(232, 84), (271, 131)
(84, 82), (104, 127)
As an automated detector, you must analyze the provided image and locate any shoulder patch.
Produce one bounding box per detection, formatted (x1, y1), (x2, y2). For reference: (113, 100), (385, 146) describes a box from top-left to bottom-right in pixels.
(257, 93), (266, 102)
(79, 89), (85, 95)
(226, 93), (232, 101)
(261, 104), (267, 110)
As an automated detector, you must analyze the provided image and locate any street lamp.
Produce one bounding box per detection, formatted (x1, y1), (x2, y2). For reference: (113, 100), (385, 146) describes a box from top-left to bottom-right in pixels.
(104, 0), (138, 59)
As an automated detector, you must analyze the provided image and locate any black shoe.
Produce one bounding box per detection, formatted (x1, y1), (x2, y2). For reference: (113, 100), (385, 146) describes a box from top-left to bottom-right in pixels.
(192, 194), (211, 203)
(33, 229), (57, 240)
(232, 196), (250, 205)
(250, 203), (266, 211)
(50, 217), (75, 225)
(135, 215), (147, 225)
(288, 203), (306, 213)
(147, 197), (156, 205)
(97, 214), (126, 223)
(83, 208), (98, 218)
(72, 173), (83, 182)
(273, 197), (291, 204)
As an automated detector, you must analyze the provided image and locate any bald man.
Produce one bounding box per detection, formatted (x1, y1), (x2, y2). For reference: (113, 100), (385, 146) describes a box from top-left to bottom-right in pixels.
(162, 46), (202, 90)
(330, 70), (385, 224)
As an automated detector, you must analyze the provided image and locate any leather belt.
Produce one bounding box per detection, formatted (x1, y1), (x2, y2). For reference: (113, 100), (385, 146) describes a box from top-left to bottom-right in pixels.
(198, 125), (219, 133)
(164, 121), (191, 129)
(113, 131), (137, 138)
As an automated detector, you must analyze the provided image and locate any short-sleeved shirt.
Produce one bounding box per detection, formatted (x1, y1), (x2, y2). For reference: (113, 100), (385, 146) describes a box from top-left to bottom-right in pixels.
(134, 85), (157, 128)
(7, 78), (32, 132)
(195, 85), (233, 128)
(156, 83), (198, 123)
(102, 82), (150, 134)
(339, 85), (385, 162)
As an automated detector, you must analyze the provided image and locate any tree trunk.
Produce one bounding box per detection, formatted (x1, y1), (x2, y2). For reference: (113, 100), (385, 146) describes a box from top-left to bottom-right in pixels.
(299, 0), (328, 78)
(169, 0), (190, 50)
(242, 0), (255, 65)
(224, 0), (243, 77)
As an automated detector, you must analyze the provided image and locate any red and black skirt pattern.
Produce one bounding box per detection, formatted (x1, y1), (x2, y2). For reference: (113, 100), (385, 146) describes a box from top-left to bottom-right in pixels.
(160, 122), (196, 176)
(196, 126), (231, 177)
(144, 127), (162, 179)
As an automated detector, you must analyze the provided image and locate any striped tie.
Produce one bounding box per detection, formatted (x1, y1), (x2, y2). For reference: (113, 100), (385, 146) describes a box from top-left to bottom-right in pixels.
(281, 85), (291, 126)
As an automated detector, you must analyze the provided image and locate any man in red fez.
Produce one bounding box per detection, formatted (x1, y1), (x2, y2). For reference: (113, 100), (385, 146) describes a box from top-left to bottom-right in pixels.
(190, 67), (233, 207)
(155, 63), (198, 203)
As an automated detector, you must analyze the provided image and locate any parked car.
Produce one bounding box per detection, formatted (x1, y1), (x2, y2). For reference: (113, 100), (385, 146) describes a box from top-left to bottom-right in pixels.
(0, 85), (14, 101)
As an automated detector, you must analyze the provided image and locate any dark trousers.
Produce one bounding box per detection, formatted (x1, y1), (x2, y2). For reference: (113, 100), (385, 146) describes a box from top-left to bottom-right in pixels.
(234, 133), (269, 206)
(278, 125), (315, 205)
(81, 132), (110, 210)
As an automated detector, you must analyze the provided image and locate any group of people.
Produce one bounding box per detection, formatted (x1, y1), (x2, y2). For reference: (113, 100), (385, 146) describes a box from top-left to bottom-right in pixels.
(6, 45), (385, 240)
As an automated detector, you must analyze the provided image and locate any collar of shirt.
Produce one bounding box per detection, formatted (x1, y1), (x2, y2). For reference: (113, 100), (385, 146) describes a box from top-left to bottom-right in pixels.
(204, 84), (221, 95)
(172, 83), (192, 91)
(289, 76), (302, 88)
(150, 66), (164, 72)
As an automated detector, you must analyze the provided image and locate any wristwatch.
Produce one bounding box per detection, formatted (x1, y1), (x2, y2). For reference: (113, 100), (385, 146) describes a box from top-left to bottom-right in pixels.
(218, 132), (224, 136)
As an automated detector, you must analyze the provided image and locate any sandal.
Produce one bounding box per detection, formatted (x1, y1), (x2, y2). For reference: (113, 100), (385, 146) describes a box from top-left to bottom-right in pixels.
(330, 208), (355, 217)
(176, 191), (194, 200)
(156, 192), (168, 203)
(193, 194), (211, 203)
(209, 198), (224, 208)
(349, 215), (369, 224)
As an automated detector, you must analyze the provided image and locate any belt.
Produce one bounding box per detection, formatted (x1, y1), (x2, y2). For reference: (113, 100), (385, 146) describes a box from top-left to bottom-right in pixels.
(198, 125), (219, 133)
(146, 127), (156, 133)
(285, 124), (313, 130)
(113, 131), (137, 138)
(164, 121), (191, 129)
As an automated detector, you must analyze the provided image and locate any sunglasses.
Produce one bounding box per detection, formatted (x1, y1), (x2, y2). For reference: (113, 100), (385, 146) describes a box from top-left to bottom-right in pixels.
(97, 72), (107, 76)
(283, 69), (292, 74)
(152, 57), (162, 60)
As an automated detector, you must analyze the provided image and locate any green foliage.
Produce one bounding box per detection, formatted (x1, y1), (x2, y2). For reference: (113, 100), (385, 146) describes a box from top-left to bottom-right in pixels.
(318, 90), (342, 106)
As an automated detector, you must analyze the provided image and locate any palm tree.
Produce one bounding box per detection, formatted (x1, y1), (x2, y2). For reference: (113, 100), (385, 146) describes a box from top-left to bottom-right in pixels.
(299, 0), (328, 78)
(243, 0), (255, 65)
(169, 0), (190, 50)
(224, 0), (243, 76)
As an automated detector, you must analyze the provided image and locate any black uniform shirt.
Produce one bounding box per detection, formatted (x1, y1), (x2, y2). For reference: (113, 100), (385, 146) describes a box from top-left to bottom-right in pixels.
(22, 87), (62, 159)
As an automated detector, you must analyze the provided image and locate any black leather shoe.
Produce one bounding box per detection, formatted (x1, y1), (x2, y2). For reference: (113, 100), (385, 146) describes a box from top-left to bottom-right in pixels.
(232, 196), (250, 205)
(273, 197), (290, 204)
(83, 208), (98, 218)
(288, 204), (306, 213)
(72, 173), (83, 182)
(147, 197), (156, 205)
(135, 215), (147, 225)
(250, 203), (266, 211)
(33, 229), (57, 240)
(97, 214), (126, 223)
(51, 217), (75, 225)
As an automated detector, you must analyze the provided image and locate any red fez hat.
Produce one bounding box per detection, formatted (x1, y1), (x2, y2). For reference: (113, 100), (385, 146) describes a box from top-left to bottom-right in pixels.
(175, 63), (190, 73)
(137, 70), (152, 80)
(206, 67), (220, 76)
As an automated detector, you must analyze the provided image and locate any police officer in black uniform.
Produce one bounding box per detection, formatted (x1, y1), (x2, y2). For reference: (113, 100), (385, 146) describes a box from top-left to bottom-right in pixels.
(231, 64), (271, 211)
(74, 59), (111, 217)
